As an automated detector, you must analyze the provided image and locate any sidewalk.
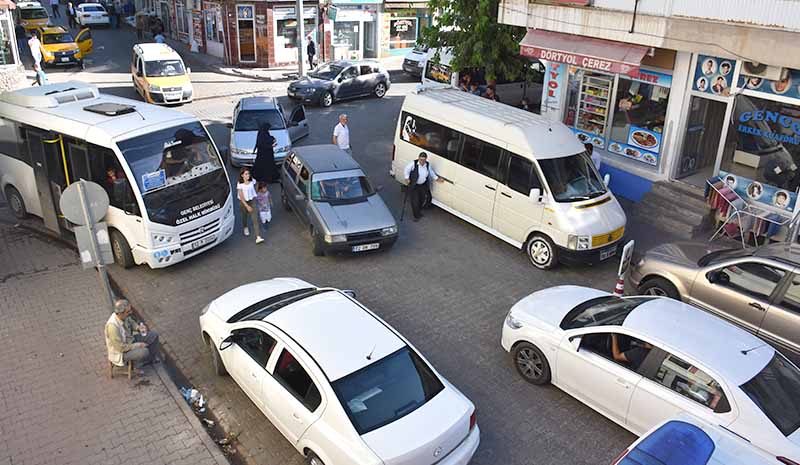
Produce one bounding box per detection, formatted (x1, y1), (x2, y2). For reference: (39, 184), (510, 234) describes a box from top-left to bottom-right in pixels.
(0, 202), (228, 465)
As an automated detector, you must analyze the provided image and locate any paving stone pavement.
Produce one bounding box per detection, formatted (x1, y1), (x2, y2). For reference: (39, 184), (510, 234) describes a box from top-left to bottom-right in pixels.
(0, 204), (228, 465)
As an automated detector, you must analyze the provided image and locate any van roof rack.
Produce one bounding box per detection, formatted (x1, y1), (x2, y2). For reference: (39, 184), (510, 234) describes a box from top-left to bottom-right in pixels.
(0, 81), (99, 108)
(83, 102), (137, 116)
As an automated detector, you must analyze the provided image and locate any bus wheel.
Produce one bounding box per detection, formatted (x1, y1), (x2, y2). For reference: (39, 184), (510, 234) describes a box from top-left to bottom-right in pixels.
(110, 230), (135, 268)
(5, 186), (27, 219)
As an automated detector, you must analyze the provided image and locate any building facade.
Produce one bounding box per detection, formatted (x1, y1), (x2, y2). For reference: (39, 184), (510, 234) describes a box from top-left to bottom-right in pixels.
(0, 0), (25, 92)
(499, 0), (800, 224)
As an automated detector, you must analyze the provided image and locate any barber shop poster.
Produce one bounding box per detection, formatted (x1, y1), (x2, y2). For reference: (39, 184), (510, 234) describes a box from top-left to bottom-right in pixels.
(693, 55), (734, 96)
(738, 68), (800, 100)
(720, 170), (797, 211)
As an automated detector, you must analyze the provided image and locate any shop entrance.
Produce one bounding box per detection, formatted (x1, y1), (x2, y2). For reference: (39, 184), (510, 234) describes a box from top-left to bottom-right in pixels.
(675, 96), (728, 187)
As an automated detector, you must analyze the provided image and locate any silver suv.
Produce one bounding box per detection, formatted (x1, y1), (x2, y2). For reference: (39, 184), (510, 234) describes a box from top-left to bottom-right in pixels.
(280, 145), (398, 256)
(226, 96), (309, 167)
(630, 242), (800, 359)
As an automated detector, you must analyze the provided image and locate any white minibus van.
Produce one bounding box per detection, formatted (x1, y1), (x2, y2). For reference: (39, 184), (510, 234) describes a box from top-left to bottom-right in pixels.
(391, 88), (626, 269)
(0, 82), (234, 268)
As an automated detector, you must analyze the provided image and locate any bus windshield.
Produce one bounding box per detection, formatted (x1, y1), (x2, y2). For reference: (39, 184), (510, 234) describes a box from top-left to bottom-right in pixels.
(538, 151), (607, 202)
(117, 122), (230, 226)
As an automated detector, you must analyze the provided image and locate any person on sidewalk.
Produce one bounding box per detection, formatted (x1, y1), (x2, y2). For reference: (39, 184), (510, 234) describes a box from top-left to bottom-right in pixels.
(237, 167), (263, 244)
(306, 37), (315, 70)
(404, 152), (443, 222)
(154, 29), (165, 43)
(332, 114), (351, 155)
(28, 32), (47, 86)
(107, 1), (117, 28)
(50, 0), (61, 18)
(135, 11), (146, 41)
(66, 2), (76, 28)
(105, 299), (161, 370)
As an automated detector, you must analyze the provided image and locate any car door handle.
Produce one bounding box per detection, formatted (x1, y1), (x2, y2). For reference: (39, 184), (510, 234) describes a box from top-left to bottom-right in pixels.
(615, 377), (630, 389)
(485, 185), (496, 191)
(438, 175), (453, 185)
(501, 192), (512, 198)
(250, 372), (258, 379)
(292, 413), (302, 422)
(749, 302), (766, 311)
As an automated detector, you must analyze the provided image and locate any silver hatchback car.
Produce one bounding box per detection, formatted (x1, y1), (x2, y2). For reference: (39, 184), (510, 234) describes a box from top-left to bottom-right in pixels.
(226, 96), (309, 167)
(280, 145), (398, 256)
(630, 242), (800, 359)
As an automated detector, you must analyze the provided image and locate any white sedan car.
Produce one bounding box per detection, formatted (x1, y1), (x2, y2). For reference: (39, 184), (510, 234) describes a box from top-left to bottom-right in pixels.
(501, 286), (800, 463)
(75, 3), (109, 26)
(200, 278), (480, 465)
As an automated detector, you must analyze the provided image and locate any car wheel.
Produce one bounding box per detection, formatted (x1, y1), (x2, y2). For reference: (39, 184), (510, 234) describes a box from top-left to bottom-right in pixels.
(209, 340), (228, 376)
(5, 186), (27, 219)
(639, 277), (680, 300)
(513, 342), (551, 385)
(281, 189), (291, 212)
(311, 227), (325, 257)
(306, 452), (325, 465)
(525, 234), (558, 270)
(320, 91), (333, 108)
(110, 230), (135, 269)
(374, 82), (387, 98)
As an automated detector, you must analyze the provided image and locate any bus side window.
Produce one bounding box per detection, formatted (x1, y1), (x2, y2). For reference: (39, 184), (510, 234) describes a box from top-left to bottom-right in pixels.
(0, 119), (23, 163)
(89, 144), (137, 214)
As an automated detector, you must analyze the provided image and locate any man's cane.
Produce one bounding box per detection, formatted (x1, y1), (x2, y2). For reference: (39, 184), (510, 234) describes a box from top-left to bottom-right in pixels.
(399, 183), (410, 222)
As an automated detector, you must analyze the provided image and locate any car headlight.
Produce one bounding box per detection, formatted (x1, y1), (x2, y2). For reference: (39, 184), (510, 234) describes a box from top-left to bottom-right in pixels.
(298, 87), (316, 94)
(224, 203), (233, 220)
(230, 146), (252, 155)
(151, 233), (175, 246)
(200, 303), (210, 316)
(381, 226), (397, 236)
(324, 234), (347, 243)
(505, 311), (523, 330)
(149, 84), (161, 92)
(567, 235), (591, 250)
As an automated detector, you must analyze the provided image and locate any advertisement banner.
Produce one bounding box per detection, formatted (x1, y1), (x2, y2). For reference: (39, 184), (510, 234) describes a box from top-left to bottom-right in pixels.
(632, 69), (672, 88)
(540, 61), (565, 120)
(737, 68), (800, 100)
(719, 170), (797, 212)
(693, 55), (735, 96)
(522, 46), (640, 77)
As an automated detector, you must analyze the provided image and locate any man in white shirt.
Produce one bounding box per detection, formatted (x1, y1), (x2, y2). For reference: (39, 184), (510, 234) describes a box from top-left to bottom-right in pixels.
(332, 114), (351, 154)
(403, 152), (443, 222)
(28, 32), (42, 67)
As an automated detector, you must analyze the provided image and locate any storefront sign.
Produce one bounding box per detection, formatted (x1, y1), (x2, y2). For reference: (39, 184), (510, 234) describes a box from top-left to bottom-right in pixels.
(540, 61), (564, 118)
(693, 54), (734, 96)
(632, 69), (672, 87)
(738, 68), (800, 100)
(720, 171), (796, 211)
(738, 110), (800, 144)
(274, 6), (316, 20)
(521, 46), (640, 77)
(237, 5), (253, 19)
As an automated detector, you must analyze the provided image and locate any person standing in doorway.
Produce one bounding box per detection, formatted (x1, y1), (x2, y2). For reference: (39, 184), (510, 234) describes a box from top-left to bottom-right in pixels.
(306, 36), (316, 70)
(332, 114), (351, 155)
(404, 152), (444, 222)
(50, 0), (61, 18)
(66, 2), (76, 29)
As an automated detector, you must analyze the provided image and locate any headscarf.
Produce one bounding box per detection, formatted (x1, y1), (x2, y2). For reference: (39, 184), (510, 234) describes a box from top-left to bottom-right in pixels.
(256, 121), (273, 149)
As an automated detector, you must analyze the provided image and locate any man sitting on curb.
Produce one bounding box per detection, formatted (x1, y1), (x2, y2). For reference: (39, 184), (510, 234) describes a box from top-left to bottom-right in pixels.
(105, 299), (161, 372)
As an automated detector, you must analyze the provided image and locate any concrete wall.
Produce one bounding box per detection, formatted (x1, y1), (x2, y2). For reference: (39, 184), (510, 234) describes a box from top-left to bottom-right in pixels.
(0, 65), (26, 93)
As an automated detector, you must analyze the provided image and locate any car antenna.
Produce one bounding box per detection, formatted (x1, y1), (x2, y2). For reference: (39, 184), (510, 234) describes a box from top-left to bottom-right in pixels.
(366, 344), (376, 361)
(741, 343), (766, 355)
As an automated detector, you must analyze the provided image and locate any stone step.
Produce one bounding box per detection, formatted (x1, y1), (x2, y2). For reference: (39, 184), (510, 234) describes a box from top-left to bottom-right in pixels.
(631, 204), (699, 240)
(638, 192), (708, 226)
(649, 182), (709, 212)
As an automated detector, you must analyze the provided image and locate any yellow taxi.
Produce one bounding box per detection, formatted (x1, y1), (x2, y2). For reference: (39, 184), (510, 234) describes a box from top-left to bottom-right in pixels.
(131, 43), (193, 105)
(38, 26), (93, 68)
(16, 2), (50, 33)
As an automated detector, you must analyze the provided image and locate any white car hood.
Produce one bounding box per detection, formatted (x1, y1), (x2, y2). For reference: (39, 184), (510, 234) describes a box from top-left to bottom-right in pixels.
(209, 278), (314, 322)
(232, 129), (291, 154)
(361, 386), (472, 465)
(511, 286), (610, 329)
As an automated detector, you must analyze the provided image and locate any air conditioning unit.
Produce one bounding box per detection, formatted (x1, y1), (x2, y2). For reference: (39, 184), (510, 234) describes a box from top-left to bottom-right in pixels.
(741, 61), (788, 81)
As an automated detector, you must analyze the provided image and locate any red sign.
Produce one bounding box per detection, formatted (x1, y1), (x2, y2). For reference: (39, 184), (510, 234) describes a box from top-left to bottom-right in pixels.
(521, 45), (640, 77)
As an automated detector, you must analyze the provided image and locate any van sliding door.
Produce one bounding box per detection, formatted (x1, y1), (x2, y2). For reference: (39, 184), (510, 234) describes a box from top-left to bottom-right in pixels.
(24, 129), (62, 232)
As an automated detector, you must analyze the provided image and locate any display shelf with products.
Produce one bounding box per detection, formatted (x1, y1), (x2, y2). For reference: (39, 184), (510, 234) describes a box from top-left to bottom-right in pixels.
(576, 74), (612, 135)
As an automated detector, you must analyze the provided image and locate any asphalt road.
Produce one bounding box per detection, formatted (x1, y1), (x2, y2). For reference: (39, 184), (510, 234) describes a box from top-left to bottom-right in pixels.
(40, 19), (637, 465)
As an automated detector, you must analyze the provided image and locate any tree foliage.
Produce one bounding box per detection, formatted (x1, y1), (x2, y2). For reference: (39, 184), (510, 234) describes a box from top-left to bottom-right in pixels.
(421, 0), (527, 81)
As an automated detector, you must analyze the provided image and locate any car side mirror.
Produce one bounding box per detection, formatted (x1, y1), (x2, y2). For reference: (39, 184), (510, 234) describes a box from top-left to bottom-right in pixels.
(569, 336), (582, 351)
(225, 122), (233, 129)
(341, 289), (357, 298)
(603, 173), (611, 187)
(338, 77), (344, 83)
(219, 334), (236, 351)
(529, 188), (542, 203)
(136, 71), (142, 77)
(707, 270), (729, 285)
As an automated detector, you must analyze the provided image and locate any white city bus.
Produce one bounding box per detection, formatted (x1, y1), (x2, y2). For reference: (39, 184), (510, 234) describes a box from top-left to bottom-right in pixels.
(0, 82), (235, 268)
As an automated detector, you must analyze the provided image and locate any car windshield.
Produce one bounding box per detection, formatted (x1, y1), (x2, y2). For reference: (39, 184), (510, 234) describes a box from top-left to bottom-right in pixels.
(234, 109), (285, 131)
(82, 5), (104, 11)
(117, 122), (230, 226)
(42, 33), (75, 44)
(145, 59), (185, 77)
(332, 346), (444, 435)
(21, 8), (48, 19)
(412, 45), (428, 53)
(538, 152), (607, 202)
(741, 353), (800, 436)
(561, 296), (654, 330)
(311, 175), (374, 202)
(309, 63), (344, 80)
(697, 248), (754, 267)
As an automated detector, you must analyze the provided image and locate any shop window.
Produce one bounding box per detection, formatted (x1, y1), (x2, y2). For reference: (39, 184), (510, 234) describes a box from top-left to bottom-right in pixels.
(176, 1), (187, 34)
(389, 17), (417, 50)
(608, 77), (669, 166)
(333, 21), (359, 51)
(0, 14), (16, 65)
(276, 17), (316, 50)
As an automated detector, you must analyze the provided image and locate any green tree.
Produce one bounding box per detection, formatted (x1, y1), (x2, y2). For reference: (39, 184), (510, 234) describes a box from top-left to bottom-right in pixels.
(421, 0), (528, 81)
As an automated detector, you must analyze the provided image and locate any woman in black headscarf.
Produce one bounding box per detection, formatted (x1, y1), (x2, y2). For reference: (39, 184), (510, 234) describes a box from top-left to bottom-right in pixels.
(252, 121), (277, 183)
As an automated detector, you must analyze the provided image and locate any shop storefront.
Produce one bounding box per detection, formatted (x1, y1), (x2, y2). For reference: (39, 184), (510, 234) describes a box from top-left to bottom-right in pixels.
(331, 1), (380, 60)
(235, 4), (256, 62)
(0, 2), (24, 92)
(202, 0), (224, 58)
(273, 6), (318, 65)
(379, 1), (428, 57)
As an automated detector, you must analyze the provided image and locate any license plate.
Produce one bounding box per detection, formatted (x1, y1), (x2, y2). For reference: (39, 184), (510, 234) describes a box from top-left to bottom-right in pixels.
(190, 235), (215, 250)
(600, 247), (617, 261)
(352, 243), (379, 252)
(167, 93), (182, 99)
(61, 57), (70, 62)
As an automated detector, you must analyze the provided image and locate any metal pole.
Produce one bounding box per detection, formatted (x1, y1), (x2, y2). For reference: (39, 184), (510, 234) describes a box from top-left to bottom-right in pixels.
(76, 180), (115, 309)
(296, 0), (305, 76)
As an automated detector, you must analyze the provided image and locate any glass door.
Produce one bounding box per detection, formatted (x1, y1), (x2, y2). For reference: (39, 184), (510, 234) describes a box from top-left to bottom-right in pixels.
(675, 96), (728, 186)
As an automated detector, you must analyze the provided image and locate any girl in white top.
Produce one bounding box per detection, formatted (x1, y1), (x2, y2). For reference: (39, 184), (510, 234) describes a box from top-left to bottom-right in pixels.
(237, 168), (263, 244)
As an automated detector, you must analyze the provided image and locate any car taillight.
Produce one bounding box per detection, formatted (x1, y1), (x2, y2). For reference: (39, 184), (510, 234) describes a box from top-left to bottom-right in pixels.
(778, 457), (800, 465)
(469, 409), (476, 431)
(610, 449), (628, 465)
(391, 144), (395, 161)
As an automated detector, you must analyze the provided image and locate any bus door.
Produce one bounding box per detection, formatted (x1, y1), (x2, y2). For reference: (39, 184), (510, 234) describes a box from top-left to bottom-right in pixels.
(22, 127), (65, 232)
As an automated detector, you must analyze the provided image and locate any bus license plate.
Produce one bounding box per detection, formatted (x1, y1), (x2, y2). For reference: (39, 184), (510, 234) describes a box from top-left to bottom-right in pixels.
(352, 243), (379, 252)
(190, 235), (216, 250)
(600, 247), (617, 261)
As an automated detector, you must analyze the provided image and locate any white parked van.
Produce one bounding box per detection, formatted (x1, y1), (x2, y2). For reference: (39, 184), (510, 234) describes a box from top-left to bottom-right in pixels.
(391, 88), (626, 269)
(0, 82), (234, 269)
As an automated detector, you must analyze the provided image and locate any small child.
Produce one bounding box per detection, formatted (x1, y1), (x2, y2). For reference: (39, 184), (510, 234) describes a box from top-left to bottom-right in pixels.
(256, 182), (272, 231)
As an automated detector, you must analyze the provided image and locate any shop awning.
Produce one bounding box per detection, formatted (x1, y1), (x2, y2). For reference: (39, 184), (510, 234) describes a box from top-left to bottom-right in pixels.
(520, 29), (649, 77)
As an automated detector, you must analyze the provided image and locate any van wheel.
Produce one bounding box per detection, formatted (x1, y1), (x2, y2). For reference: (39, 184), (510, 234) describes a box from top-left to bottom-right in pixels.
(311, 228), (325, 257)
(5, 186), (27, 219)
(306, 452), (325, 465)
(320, 91), (333, 108)
(526, 234), (558, 270)
(110, 230), (135, 268)
(374, 82), (387, 98)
